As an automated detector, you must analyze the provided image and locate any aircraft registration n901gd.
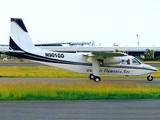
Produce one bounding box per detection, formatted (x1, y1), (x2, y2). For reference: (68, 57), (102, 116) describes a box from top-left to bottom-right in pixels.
(4, 18), (158, 82)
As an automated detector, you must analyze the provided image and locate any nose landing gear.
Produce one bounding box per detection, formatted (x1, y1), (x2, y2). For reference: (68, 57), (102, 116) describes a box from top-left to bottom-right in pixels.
(147, 75), (153, 81)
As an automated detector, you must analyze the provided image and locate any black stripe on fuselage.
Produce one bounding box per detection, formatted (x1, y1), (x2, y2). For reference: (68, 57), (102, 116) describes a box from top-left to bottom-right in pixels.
(7, 51), (92, 66)
(102, 66), (157, 72)
(11, 18), (28, 32)
(8, 37), (91, 66)
(7, 50), (156, 71)
(7, 47), (156, 70)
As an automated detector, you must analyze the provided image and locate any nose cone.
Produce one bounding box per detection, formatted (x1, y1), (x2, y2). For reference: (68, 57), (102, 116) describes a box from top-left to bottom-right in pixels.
(143, 64), (158, 72)
(151, 66), (158, 71)
(154, 67), (158, 71)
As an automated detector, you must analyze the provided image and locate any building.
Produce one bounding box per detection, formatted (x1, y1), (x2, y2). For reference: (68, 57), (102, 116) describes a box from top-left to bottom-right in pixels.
(0, 45), (160, 58)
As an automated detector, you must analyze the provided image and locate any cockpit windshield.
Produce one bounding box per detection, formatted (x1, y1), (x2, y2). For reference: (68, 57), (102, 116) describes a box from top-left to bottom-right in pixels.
(132, 57), (141, 65)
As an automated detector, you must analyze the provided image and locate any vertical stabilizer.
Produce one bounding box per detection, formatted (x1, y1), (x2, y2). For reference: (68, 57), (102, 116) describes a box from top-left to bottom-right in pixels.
(9, 18), (35, 51)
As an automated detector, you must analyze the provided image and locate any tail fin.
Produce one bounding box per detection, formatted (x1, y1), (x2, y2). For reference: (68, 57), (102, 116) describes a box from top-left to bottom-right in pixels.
(9, 18), (35, 51)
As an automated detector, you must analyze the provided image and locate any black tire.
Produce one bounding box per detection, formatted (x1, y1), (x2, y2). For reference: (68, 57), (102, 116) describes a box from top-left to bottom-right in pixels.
(147, 75), (153, 81)
(94, 76), (101, 82)
(89, 74), (94, 80)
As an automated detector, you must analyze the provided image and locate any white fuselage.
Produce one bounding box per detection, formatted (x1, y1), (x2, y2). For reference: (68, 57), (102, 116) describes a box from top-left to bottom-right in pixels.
(31, 48), (157, 76)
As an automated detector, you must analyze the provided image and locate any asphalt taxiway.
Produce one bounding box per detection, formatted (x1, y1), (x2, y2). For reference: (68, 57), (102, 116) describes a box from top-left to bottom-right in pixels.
(0, 99), (160, 120)
(0, 77), (160, 85)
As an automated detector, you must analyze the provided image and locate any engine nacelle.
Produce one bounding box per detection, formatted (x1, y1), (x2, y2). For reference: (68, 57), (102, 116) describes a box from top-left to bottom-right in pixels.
(103, 57), (128, 64)
(87, 56), (128, 65)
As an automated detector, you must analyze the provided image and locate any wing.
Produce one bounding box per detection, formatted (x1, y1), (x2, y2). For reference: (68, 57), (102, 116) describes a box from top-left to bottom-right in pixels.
(81, 51), (127, 57)
(92, 51), (127, 57)
(82, 51), (128, 65)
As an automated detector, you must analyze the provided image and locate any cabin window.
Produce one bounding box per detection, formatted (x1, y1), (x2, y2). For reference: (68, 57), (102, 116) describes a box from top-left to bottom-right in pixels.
(132, 58), (141, 65)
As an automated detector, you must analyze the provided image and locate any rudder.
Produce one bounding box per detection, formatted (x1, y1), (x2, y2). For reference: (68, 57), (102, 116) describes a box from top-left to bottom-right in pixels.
(9, 18), (35, 51)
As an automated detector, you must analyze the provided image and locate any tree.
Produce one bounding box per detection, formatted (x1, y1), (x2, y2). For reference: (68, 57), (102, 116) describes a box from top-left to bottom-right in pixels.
(144, 48), (154, 60)
(115, 49), (123, 52)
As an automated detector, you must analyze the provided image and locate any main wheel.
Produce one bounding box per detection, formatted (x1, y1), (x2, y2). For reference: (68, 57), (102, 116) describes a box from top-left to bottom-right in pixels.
(94, 76), (101, 82)
(89, 74), (95, 80)
(147, 75), (153, 81)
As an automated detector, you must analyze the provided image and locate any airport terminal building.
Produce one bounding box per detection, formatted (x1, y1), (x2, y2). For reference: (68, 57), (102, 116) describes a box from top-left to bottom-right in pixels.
(0, 45), (160, 58)
(34, 46), (160, 58)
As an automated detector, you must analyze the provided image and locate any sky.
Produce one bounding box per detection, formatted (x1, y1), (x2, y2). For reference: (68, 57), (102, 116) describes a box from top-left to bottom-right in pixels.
(0, 0), (160, 47)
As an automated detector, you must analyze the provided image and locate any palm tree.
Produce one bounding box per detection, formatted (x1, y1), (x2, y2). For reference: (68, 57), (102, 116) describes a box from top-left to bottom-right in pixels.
(144, 48), (154, 60)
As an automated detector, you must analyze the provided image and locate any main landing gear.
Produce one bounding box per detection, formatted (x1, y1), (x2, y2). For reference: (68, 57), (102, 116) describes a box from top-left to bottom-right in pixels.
(147, 75), (153, 81)
(89, 74), (101, 82)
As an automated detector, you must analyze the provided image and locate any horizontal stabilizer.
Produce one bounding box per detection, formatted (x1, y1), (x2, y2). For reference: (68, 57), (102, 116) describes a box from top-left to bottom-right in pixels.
(0, 50), (24, 54)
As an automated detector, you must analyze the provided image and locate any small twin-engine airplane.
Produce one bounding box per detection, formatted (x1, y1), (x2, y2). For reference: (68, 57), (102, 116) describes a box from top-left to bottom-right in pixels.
(3, 18), (158, 82)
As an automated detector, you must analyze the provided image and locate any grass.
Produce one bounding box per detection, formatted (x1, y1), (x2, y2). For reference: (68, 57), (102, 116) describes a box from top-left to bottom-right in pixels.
(0, 66), (88, 78)
(0, 65), (159, 100)
(0, 66), (159, 78)
(0, 80), (160, 100)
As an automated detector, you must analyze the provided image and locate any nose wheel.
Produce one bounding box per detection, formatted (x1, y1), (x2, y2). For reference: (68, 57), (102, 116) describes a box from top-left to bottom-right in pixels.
(147, 75), (153, 81)
(89, 74), (101, 82)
